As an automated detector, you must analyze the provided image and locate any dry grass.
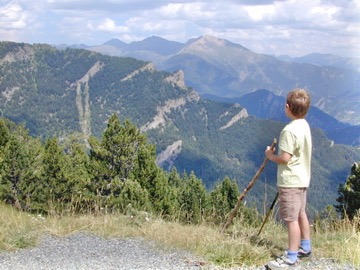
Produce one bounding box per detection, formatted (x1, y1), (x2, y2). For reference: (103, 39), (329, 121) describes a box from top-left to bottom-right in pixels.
(311, 216), (360, 266)
(0, 203), (359, 268)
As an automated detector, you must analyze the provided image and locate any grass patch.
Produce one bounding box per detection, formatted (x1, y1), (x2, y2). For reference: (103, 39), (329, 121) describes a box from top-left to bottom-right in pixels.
(0, 203), (359, 268)
(0, 205), (42, 250)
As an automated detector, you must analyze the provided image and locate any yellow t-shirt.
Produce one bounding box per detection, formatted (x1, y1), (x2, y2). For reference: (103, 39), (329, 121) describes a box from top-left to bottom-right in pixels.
(277, 119), (312, 188)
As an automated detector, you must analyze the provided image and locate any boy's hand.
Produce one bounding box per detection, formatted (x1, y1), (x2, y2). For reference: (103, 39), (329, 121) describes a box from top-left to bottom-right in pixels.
(265, 146), (275, 160)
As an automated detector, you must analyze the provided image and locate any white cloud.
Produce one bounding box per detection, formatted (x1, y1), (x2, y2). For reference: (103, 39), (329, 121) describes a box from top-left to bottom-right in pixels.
(160, 2), (215, 20)
(97, 18), (129, 33)
(244, 4), (276, 21)
(0, 1), (32, 30)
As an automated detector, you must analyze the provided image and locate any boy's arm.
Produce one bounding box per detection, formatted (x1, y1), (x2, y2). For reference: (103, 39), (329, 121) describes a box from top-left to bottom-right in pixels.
(265, 146), (292, 164)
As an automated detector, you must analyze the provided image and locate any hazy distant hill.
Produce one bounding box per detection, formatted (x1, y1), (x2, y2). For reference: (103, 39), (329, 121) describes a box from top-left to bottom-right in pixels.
(204, 89), (360, 147)
(72, 35), (359, 126)
(1, 41), (359, 212)
(276, 53), (360, 72)
(86, 36), (184, 66)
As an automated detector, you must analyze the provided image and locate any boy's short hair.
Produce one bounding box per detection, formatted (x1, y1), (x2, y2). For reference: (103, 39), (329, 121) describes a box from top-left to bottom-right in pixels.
(286, 88), (311, 117)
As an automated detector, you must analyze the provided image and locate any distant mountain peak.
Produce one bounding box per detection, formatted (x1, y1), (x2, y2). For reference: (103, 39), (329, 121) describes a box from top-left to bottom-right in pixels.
(103, 38), (127, 48)
(142, 36), (171, 42)
(184, 35), (248, 52)
(197, 35), (227, 45)
(179, 35), (250, 61)
(127, 36), (183, 56)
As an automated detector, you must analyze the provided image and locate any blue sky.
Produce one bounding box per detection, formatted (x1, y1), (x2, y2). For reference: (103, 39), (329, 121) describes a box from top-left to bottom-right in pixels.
(0, 0), (359, 57)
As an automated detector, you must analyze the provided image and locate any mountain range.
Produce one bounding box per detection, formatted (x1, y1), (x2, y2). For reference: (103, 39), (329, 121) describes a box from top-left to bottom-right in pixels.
(62, 35), (360, 126)
(1, 41), (359, 214)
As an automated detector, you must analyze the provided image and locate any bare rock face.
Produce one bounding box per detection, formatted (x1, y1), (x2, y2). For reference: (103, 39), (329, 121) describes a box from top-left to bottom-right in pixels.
(156, 140), (183, 168)
(121, 63), (156, 82)
(163, 70), (186, 90)
(219, 106), (249, 130)
(140, 97), (187, 132)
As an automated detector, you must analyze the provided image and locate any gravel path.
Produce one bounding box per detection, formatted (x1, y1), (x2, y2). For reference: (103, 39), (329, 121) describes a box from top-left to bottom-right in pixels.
(0, 233), (357, 270)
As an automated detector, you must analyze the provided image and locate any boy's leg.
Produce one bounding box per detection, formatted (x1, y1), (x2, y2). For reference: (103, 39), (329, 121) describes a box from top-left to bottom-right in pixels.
(299, 189), (310, 240)
(287, 220), (301, 252)
(298, 212), (312, 256)
(299, 211), (310, 241)
(299, 188), (311, 255)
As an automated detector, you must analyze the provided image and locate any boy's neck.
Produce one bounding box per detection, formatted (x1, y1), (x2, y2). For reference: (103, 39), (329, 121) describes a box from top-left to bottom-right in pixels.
(288, 114), (304, 121)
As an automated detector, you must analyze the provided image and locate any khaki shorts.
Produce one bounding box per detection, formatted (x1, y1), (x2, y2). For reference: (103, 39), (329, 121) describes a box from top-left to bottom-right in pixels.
(279, 188), (307, 222)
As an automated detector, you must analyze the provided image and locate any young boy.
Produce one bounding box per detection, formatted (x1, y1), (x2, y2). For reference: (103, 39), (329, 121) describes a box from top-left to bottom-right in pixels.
(265, 88), (312, 269)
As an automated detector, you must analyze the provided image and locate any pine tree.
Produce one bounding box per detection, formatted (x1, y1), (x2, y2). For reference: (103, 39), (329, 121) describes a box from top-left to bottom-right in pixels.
(210, 176), (239, 223)
(63, 136), (93, 212)
(117, 179), (151, 212)
(131, 141), (175, 215)
(0, 119), (10, 186)
(102, 116), (147, 181)
(36, 137), (73, 213)
(335, 162), (360, 219)
(164, 168), (183, 215)
(89, 115), (147, 196)
(0, 123), (43, 211)
(178, 171), (209, 224)
(168, 167), (183, 188)
(0, 118), (10, 149)
(88, 114), (171, 213)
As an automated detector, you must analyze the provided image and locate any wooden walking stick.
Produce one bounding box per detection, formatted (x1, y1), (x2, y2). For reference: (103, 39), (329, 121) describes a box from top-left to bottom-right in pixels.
(221, 138), (277, 233)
